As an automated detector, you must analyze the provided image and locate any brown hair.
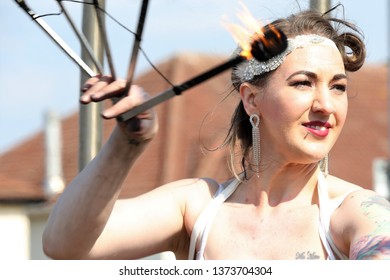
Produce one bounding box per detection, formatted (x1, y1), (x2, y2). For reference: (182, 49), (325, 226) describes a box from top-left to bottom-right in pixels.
(225, 6), (366, 178)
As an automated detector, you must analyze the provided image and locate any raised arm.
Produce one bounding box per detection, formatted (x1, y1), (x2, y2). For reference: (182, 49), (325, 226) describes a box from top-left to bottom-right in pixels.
(42, 76), (188, 259)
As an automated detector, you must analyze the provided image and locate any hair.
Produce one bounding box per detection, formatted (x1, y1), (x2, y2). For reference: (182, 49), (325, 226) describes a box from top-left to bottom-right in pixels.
(224, 5), (366, 179)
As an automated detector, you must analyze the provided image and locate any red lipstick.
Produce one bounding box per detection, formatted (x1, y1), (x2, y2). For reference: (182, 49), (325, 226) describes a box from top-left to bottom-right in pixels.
(302, 121), (331, 137)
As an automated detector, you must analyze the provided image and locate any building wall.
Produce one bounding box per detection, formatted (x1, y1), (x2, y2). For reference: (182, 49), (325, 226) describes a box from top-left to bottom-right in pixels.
(29, 212), (50, 260)
(0, 204), (51, 260)
(0, 205), (30, 260)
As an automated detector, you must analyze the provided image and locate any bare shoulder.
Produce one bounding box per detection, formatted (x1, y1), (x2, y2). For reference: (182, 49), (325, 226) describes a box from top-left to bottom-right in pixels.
(327, 175), (390, 259)
(326, 175), (388, 221)
(156, 177), (220, 202)
(326, 175), (362, 199)
(326, 175), (388, 209)
(147, 176), (222, 224)
(133, 177), (219, 197)
(169, 177), (222, 224)
(160, 176), (223, 258)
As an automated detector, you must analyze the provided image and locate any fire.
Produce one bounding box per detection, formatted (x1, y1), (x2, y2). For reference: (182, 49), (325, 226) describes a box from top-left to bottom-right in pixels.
(221, 2), (266, 59)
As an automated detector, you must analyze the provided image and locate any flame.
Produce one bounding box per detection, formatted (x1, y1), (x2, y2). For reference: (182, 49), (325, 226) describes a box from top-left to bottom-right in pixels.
(221, 2), (265, 59)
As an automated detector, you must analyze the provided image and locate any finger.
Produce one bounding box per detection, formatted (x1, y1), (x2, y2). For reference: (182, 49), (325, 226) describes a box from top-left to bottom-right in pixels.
(101, 85), (147, 119)
(81, 75), (102, 92)
(90, 79), (127, 102)
(80, 75), (113, 104)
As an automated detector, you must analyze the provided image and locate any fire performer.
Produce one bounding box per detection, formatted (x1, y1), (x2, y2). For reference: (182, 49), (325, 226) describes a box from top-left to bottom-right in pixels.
(43, 6), (390, 260)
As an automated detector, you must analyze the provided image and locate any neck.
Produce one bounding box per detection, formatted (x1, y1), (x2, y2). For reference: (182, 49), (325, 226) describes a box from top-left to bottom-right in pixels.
(242, 163), (320, 208)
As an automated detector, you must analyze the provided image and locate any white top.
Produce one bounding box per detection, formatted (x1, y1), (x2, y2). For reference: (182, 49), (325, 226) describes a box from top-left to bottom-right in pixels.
(188, 172), (352, 260)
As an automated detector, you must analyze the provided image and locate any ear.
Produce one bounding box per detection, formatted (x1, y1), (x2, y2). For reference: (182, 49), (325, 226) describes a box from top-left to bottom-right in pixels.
(239, 82), (259, 116)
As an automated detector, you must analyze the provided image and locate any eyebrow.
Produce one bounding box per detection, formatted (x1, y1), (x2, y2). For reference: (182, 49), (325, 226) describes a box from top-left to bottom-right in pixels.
(286, 70), (347, 82)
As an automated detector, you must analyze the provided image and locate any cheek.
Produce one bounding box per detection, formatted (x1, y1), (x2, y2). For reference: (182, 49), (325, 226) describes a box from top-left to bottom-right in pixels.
(259, 92), (308, 123)
(335, 96), (348, 127)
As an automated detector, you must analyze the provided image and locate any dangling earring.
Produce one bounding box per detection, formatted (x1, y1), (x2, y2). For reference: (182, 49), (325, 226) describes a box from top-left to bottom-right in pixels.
(320, 154), (329, 176)
(250, 113), (260, 176)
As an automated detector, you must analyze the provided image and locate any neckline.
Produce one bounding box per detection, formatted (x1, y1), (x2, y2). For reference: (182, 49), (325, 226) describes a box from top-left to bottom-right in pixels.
(188, 172), (348, 260)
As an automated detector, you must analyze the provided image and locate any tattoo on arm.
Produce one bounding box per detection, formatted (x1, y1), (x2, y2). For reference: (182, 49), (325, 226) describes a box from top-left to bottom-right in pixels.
(350, 195), (390, 259)
(361, 195), (390, 235)
(350, 235), (390, 260)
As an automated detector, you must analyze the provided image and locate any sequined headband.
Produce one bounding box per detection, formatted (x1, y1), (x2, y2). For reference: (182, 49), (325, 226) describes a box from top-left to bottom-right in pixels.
(234, 34), (339, 83)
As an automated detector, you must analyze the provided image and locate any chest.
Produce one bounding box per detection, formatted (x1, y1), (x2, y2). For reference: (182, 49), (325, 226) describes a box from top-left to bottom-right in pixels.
(201, 204), (326, 259)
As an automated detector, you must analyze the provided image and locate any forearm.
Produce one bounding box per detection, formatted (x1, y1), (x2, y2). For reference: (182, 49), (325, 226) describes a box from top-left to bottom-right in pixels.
(43, 126), (149, 259)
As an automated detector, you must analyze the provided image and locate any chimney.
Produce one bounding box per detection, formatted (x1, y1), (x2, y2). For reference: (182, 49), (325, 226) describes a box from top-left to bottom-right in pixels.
(373, 158), (390, 200)
(44, 110), (65, 199)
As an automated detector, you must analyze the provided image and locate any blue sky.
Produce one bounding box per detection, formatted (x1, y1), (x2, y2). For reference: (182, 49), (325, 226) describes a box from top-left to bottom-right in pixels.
(0, 0), (388, 153)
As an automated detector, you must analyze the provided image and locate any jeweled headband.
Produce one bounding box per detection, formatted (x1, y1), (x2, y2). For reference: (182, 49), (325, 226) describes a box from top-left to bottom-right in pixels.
(233, 34), (340, 83)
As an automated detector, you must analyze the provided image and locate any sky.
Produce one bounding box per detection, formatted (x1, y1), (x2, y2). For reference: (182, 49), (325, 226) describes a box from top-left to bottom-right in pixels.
(0, 0), (388, 153)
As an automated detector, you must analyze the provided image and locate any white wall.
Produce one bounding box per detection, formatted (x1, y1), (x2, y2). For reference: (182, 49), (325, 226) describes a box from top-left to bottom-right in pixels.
(0, 205), (30, 260)
(29, 212), (50, 260)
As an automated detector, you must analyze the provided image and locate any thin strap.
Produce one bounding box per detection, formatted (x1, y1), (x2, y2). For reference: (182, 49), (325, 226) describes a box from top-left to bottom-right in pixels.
(318, 172), (353, 260)
(188, 175), (243, 260)
(317, 172), (338, 259)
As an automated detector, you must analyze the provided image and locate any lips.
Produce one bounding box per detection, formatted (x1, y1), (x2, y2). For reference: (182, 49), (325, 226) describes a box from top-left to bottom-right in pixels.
(302, 121), (332, 137)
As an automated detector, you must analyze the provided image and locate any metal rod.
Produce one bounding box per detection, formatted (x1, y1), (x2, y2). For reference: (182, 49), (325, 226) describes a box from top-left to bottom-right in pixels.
(111, 0), (150, 105)
(56, 0), (103, 74)
(117, 55), (246, 122)
(15, 0), (96, 77)
(309, 0), (331, 13)
(125, 0), (149, 88)
(78, 1), (105, 170)
(93, 0), (116, 78)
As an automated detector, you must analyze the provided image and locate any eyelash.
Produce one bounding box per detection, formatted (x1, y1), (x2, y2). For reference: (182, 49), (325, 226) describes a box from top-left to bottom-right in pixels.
(290, 81), (347, 93)
(290, 80), (312, 88)
(332, 84), (347, 93)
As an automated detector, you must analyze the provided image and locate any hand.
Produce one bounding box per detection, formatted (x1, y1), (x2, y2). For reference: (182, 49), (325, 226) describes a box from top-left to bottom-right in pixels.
(80, 75), (158, 143)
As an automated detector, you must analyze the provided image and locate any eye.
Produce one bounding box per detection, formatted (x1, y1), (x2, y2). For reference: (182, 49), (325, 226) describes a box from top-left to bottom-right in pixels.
(331, 84), (347, 94)
(290, 80), (312, 89)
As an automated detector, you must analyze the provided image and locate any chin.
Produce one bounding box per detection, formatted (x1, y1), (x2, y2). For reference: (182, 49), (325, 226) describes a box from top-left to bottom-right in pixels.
(300, 150), (328, 164)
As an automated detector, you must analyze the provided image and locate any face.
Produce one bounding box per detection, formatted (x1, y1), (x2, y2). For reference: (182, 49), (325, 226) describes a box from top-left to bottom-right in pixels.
(242, 45), (348, 166)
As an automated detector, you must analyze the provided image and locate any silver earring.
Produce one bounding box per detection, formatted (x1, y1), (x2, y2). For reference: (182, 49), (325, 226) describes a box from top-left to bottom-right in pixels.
(320, 154), (329, 176)
(250, 114), (260, 175)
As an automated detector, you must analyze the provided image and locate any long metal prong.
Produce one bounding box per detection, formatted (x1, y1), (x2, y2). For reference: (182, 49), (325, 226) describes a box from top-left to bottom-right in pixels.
(15, 0), (96, 77)
(93, 0), (116, 79)
(125, 0), (149, 88)
(56, 0), (103, 74)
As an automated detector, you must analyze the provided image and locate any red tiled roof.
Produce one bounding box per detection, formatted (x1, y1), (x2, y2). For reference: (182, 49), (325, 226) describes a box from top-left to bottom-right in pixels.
(0, 174), (43, 202)
(0, 53), (388, 201)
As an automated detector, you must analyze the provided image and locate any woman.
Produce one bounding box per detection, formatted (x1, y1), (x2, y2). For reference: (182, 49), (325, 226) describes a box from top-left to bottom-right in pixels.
(42, 8), (390, 260)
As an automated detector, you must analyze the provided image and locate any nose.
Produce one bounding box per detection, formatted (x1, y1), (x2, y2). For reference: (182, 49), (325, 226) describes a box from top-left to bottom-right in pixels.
(312, 86), (336, 115)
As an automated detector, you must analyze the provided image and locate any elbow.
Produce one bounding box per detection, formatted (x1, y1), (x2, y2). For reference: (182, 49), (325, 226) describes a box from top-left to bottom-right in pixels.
(42, 229), (81, 260)
(42, 230), (65, 259)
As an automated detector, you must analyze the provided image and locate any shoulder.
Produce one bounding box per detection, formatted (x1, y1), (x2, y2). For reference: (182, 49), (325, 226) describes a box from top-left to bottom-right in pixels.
(178, 177), (222, 215)
(160, 177), (225, 258)
(159, 177), (221, 199)
(156, 176), (222, 220)
(325, 175), (362, 200)
(327, 176), (390, 259)
(145, 177), (220, 197)
(326, 175), (386, 213)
